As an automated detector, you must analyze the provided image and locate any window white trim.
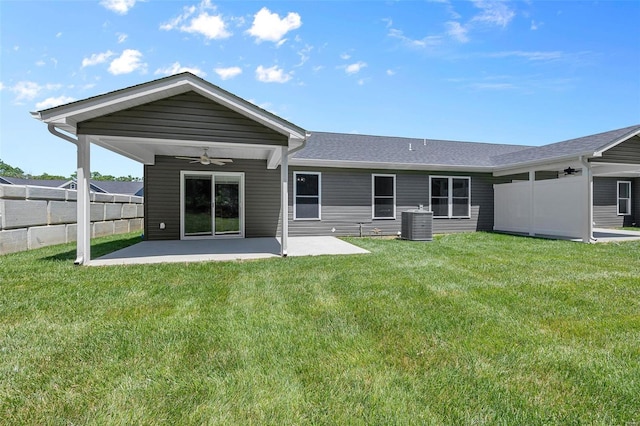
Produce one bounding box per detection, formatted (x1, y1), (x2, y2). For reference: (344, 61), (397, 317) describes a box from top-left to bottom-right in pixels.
(293, 171), (321, 220)
(179, 170), (245, 240)
(372, 174), (396, 219)
(617, 180), (632, 216)
(429, 176), (471, 219)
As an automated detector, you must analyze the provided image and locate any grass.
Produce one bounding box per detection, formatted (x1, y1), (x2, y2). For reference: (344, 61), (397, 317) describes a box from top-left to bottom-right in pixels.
(1, 232), (639, 424)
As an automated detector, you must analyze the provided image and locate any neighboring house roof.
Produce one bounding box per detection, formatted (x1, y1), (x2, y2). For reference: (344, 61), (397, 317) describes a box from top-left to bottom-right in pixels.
(0, 177), (143, 196)
(0, 177), (68, 187)
(490, 125), (640, 168)
(90, 180), (144, 196)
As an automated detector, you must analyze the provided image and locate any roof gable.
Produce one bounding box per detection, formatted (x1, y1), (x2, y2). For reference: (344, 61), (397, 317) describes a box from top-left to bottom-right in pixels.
(32, 72), (306, 143)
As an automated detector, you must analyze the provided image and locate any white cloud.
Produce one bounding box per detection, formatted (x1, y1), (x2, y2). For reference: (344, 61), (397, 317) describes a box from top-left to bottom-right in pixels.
(36, 96), (76, 110)
(296, 44), (312, 66)
(386, 69), (395, 76)
(117, 32), (128, 43)
(183, 11), (230, 39)
(155, 62), (206, 77)
(388, 28), (442, 48)
(108, 49), (146, 75)
(161, 0), (231, 40)
(255, 65), (292, 83)
(56, 32), (62, 38)
(340, 53), (351, 60)
(247, 7), (301, 44)
(530, 20), (542, 31)
(12, 81), (41, 101)
(82, 50), (114, 68)
(345, 61), (367, 75)
(214, 66), (242, 80)
(100, 0), (136, 15)
(0, 82), (5, 91)
(486, 50), (564, 61)
(446, 21), (469, 43)
(471, 0), (515, 27)
(36, 60), (46, 67)
(471, 82), (516, 90)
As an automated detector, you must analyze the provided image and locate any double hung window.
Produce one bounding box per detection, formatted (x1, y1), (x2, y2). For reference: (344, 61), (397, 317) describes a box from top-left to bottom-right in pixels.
(430, 176), (471, 218)
(372, 174), (396, 219)
(617, 181), (632, 216)
(294, 172), (321, 220)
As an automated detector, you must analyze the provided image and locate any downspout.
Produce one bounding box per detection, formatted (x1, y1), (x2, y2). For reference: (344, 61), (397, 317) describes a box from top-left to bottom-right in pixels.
(580, 155), (595, 243)
(47, 124), (89, 264)
(279, 133), (310, 257)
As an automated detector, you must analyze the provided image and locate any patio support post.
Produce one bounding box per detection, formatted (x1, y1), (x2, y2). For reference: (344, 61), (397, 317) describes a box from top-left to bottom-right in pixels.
(528, 170), (535, 236)
(280, 146), (288, 257)
(76, 135), (91, 265)
(581, 156), (593, 243)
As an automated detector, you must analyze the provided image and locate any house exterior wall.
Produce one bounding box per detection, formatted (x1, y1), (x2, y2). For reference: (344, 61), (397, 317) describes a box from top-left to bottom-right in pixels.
(287, 167), (497, 237)
(78, 91), (288, 146)
(593, 177), (637, 227)
(145, 160), (499, 240)
(144, 156), (281, 240)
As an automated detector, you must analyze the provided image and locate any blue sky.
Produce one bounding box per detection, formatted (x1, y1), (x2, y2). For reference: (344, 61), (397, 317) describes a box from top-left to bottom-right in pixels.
(1, 0), (639, 177)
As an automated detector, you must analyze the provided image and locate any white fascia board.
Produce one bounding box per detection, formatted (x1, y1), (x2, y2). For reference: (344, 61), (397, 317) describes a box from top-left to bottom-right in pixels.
(593, 128), (640, 156)
(492, 153), (596, 177)
(35, 80), (193, 127)
(289, 158), (491, 173)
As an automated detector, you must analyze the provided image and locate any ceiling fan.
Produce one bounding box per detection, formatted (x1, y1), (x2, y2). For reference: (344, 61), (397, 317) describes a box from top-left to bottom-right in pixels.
(175, 148), (233, 166)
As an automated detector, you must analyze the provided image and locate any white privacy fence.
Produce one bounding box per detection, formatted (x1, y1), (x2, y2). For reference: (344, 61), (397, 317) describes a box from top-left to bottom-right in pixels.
(494, 175), (587, 239)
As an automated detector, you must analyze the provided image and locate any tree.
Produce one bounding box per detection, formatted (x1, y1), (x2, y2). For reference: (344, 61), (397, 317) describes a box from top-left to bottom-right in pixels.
(0, 159), (25, 178)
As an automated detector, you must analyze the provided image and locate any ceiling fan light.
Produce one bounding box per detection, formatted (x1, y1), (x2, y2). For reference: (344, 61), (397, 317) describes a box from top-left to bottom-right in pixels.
(200, 156), (211, 165)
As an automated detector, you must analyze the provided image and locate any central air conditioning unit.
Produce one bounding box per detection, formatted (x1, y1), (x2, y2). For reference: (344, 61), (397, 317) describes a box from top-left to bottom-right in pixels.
(401, 207), (433, 241)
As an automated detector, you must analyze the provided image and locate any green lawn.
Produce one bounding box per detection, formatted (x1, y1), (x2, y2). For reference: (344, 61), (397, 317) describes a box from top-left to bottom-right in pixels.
(1, 232), (639, 425)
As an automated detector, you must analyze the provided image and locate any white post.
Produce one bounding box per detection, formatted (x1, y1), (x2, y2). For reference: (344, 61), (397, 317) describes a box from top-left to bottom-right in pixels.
(582, 158), (593, 243)
(529, 170), (535, 236)
(76, 135), (91, 265)
(280, 146), (288, 257)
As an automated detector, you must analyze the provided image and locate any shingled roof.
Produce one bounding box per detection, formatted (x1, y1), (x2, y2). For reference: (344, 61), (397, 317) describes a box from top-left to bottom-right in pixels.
(291, 125), (640, 171)
(490, 124), (640, 167)
(291, 132), (531, 168)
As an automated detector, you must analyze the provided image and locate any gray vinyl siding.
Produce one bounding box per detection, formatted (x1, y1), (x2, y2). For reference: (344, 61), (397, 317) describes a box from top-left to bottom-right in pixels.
(593, 177), (637, 228)
(591, 135), (640, 164)
(144, 156), (280, 240)
(287, 167), (496, 237)
(78, 91), (287, 146)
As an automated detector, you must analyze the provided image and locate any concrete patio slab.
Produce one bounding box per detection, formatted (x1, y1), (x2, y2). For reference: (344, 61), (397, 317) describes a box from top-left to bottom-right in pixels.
(592, 228), (640, 243)
(89, 236), (369, 266)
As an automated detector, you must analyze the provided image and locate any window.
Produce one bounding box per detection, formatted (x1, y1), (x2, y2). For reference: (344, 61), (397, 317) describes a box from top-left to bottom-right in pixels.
(294, 172), (321, 220)
(372, 174), (396, 219)
(430, 176), (471, 218)
(618, 181), (632, 216)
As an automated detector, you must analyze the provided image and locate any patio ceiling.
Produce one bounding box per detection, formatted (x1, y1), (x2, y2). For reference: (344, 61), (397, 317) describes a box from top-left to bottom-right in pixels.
(90, 135), (283, 167)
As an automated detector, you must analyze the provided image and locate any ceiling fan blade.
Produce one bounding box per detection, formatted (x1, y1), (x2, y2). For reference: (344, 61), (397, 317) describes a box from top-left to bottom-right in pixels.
(212, 158), (233, 163)
(210, 160), (227, 166)
(175, 156), (197, 160)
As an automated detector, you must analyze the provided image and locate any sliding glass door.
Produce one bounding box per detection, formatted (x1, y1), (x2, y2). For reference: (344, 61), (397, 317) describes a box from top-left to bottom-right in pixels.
(182, 172), (244, 238)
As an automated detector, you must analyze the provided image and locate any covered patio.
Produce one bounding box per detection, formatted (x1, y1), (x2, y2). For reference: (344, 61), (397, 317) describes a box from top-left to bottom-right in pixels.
(31, 72), (308, 265)
(89, 236), (369, 266)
